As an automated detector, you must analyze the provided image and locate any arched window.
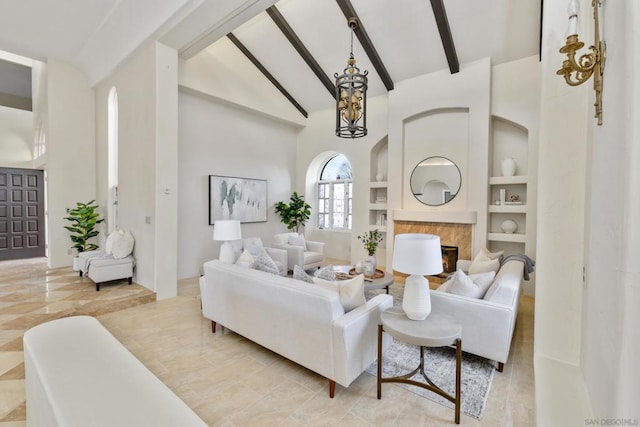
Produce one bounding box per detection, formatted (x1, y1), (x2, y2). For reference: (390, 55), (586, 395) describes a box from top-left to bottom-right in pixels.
(107, 87), (119, 232)
(317, 154), (352, 230)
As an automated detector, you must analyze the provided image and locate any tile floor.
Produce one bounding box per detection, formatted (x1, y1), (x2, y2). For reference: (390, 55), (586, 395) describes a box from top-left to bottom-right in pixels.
(0, 258), (535, 426)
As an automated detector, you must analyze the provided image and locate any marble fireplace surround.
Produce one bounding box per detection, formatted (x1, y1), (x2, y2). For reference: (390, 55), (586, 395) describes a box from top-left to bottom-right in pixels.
(392, 210), (476, 284)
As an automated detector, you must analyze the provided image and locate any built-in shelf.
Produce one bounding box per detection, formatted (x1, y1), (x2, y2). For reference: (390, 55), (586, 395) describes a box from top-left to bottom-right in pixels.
(488, 205), (527, 214)
(368, 203), (387, 210)
(369, 140), (389, 241)
(488, 232), (527, 243)
(489, 175), (528, 185)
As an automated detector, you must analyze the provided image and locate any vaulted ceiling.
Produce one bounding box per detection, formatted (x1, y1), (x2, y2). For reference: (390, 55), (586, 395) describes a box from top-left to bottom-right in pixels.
(0, 0), (542, 115)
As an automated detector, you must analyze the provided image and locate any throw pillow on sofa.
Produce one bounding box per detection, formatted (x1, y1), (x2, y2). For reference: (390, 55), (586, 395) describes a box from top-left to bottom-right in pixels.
(468, 248), (502, 275)
(314, 265), (337, 281)
(235, 249), (256, 269)
(313, 274), (366, 312)
(293, 265), (314, 283)
(446, 269), (496, 299)
(255, 248), (280, 275)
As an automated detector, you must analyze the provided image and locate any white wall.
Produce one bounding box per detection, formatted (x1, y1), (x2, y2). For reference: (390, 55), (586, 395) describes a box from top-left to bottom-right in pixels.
(0, 105), (32, 166)
(581, 0), (640, 419)
(296, 95), (389, 265)
(95, 42), (179, 299)
(491, 55), (540, 295)
(44, 60), (96, 268)
(177, 90), (298, 278)
(536, 0), (590, 368)
(387, 58), (492, 267)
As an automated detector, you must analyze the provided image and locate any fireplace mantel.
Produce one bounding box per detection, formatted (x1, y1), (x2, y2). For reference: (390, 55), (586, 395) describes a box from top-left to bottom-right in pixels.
(393, 210), (477, 224)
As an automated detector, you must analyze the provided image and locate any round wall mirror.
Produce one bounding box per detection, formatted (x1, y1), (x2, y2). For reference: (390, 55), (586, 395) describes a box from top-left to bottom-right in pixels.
(410, 156), (461, 206)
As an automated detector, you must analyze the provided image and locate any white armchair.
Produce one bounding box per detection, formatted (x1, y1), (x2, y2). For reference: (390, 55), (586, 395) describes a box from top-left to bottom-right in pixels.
(230, 237), (288, 276)
(272, 232), (325, 272)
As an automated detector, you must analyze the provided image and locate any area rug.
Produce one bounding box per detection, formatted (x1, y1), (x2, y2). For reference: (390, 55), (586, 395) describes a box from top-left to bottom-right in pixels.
(366, 340), (495, 419)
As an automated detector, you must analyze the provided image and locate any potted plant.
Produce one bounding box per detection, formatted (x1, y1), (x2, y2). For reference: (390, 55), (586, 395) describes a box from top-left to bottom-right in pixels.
(64, 200), (104, 270)
(274, 192), (311, 234)
(357, 229), (384, 276)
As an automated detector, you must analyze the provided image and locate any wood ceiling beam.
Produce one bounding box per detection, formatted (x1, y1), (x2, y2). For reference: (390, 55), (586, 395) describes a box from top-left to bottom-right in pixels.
(227, 33), (308, 118)
(335, 0), (394, 91)
(430, 0), (459, 74)
(266, 6), (336, 100)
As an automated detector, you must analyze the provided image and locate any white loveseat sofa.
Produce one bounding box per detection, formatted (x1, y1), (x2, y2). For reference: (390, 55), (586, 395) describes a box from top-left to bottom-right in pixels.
(200, 260), (393, 397)
(430, 259), (525, 371)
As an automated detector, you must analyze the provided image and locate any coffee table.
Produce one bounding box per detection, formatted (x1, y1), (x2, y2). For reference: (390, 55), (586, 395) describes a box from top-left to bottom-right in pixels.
(377, 307), (462, 424)
(333, 265), (394, 294)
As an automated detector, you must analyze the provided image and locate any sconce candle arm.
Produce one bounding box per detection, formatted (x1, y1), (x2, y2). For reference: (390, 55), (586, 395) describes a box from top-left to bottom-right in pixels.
(556, 0), (605, 125)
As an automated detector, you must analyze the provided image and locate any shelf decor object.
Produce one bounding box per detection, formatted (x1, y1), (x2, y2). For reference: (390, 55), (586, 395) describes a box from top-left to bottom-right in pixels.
(335, 17), (368, 138)
(500, 219), (518, 234)
(501, 157), (516, 177)
(392, 234), (443, 320)
(556, 0), (606, 125)
(213, 220), (241, 263)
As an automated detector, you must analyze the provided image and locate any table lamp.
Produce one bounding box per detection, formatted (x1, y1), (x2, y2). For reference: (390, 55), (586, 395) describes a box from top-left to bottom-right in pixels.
(213, 220), (241, 263)
(392, 233), (443, 320)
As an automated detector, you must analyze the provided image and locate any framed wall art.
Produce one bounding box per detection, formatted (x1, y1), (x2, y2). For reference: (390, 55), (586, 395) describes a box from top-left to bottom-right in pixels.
(208, 175), (267, 224)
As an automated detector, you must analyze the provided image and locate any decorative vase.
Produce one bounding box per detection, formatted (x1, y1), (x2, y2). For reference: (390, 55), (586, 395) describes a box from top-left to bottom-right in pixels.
(363, 255), (376, 277)
(500, 219), (518, 234)
(375, 172), (384, 182)
(354, 261), (364, 274)
(501, 157), (517, 177)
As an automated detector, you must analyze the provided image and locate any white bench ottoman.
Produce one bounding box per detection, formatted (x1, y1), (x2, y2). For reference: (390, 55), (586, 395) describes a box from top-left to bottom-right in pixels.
(78, 251), (135, 291)
(23, 316), (207, 427)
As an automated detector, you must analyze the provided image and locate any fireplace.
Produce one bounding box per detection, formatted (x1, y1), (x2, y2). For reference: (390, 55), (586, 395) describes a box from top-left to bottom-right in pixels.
(441, 245), (459, 274)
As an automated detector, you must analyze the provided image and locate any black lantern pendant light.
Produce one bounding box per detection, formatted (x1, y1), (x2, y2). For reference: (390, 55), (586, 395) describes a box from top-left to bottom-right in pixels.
(335, 17), (368, 138)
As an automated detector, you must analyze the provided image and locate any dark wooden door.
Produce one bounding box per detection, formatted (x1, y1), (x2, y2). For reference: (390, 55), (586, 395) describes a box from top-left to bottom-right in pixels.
(0, 168), (45, 261)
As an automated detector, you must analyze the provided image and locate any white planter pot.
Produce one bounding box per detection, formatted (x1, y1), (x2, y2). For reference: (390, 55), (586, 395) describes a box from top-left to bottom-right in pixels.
(501, 157), (517, 177)
(363, 255), (376, 277)
(72, 256), (80, 271)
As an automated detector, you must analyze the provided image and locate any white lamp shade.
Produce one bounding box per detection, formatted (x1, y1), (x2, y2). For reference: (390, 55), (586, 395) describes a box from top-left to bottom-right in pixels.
(213, 220), (242, 241)
(392, 233), (443, 276)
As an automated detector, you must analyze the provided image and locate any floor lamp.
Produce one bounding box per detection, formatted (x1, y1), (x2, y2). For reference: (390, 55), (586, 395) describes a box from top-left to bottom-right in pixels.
(213, 220), (241, 263)
(392, 233), (443, 320)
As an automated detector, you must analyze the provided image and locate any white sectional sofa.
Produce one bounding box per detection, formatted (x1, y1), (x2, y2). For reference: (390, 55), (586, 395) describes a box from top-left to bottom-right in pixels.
(199, 260), (393, 397)
(430, 259), (525, 371)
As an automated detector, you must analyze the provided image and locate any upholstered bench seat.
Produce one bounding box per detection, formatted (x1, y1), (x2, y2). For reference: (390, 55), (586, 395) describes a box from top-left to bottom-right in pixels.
(23, 316), (207, 427)
(79, 251), (135, 291)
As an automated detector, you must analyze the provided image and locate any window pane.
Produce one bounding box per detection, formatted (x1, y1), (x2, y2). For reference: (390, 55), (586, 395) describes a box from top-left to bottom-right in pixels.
(347, 214), (352, 230)
(334, 183), (345, 199)
(318, 183), (326, 198)
(318, 199), (327, 213)
(333, 213), (344, 228)
(334, 199), (344, 213)
(319, 213), (329, 228)
(320, 154), (353, 180)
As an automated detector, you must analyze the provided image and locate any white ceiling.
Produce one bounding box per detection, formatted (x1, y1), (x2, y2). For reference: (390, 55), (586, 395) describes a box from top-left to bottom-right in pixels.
(0, 0), (541, 113)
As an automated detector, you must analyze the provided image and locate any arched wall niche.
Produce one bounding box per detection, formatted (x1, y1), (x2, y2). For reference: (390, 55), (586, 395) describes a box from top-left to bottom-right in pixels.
(491, 115), (529, 177)
(402, 107), (470, 211)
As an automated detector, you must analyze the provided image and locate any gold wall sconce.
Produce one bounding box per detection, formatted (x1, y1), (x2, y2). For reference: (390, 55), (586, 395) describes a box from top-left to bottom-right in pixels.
(557, 0), (606, 125)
